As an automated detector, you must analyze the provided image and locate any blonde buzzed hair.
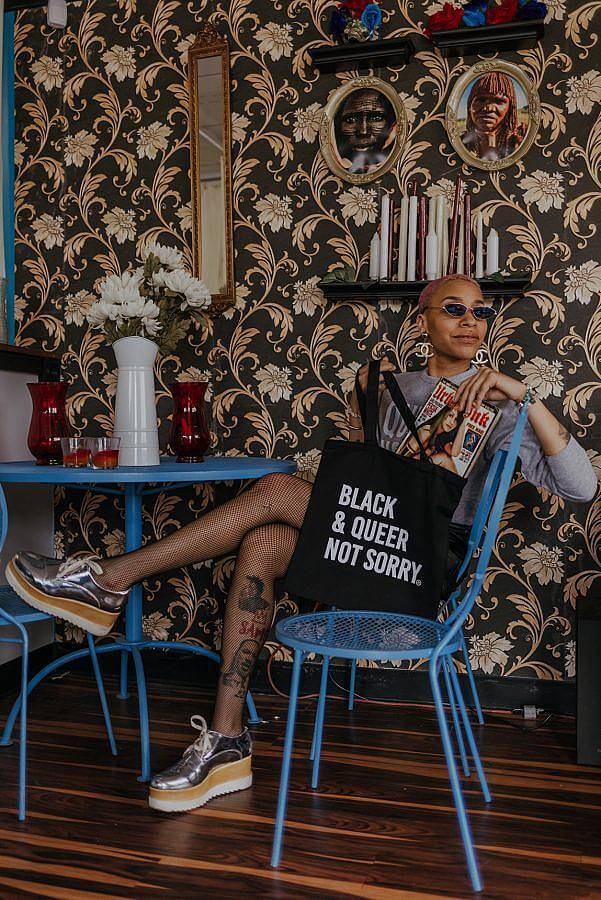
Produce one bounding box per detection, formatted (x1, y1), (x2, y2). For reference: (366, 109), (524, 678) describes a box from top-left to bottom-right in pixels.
(418, 274), (481, 312)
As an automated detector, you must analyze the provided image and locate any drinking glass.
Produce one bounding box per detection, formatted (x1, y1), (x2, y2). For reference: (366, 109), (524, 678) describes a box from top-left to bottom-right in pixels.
(89, 437), (121, 469)
(61, 437), (91, 468)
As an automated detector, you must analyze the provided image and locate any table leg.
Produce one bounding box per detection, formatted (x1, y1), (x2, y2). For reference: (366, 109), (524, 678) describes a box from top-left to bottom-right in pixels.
(131, 647), (151, 782)
(124, 484), (144, 644)
(123, 483), (151, 777)
(118, 650), (129, 700)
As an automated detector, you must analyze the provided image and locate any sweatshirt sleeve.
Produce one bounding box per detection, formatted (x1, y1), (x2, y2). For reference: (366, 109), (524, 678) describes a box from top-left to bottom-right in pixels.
(485, 402), (598, 504)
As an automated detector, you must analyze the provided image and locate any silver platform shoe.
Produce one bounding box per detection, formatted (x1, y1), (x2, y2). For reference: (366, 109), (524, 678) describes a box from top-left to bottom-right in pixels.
(149, 715), (252, 813)
(5, 551), (128, 637)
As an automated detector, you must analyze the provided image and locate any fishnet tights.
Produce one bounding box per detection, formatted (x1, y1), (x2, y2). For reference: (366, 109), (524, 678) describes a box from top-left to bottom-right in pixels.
(212, 522), (299, 735)
(100, 473), (310, 592)
(98, 472), (311, 736)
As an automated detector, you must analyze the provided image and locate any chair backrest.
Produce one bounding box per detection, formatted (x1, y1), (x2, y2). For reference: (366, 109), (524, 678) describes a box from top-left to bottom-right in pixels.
(0, 484), (8, 557)
(436, 398), (531, 654)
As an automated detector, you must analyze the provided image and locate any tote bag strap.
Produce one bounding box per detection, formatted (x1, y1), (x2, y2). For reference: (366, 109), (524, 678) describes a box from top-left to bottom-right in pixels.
(364, 359), (381, 445)
(383, 370), (430, 463)
(354, 362), (429, 463)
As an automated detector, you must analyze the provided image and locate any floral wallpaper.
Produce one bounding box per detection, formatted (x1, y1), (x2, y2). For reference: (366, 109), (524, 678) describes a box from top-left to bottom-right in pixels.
(13, 0), (600, 683)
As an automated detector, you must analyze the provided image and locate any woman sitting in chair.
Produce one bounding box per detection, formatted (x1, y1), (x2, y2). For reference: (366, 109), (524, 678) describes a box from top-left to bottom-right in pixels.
(7, 274), (597, 814)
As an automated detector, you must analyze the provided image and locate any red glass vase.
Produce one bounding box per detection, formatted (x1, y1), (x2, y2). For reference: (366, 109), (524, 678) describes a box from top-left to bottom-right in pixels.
(169, 381), (210, 464)
(27, 382), (71, 466)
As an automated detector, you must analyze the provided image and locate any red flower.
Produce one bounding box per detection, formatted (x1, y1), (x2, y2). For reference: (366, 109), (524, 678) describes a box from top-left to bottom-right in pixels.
(486, 0), (519, 24)
(425, 2), (464, 35)
(341, 0), (370, 18)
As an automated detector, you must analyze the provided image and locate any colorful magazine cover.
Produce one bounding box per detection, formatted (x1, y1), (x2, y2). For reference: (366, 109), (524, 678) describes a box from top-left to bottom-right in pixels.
(398, 378), (501, 478)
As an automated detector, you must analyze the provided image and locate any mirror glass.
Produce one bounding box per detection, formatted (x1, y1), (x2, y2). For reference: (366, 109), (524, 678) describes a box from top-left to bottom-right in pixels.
(195, 55), (227, 296)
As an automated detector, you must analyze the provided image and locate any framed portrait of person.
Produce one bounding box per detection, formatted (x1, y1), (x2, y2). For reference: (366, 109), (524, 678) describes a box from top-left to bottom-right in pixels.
(445, 60), (541, 172)
(319, 76), (408, 184)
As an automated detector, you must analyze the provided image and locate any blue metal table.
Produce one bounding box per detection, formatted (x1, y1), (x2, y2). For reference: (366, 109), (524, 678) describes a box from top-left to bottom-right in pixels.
(0, 457), (296, 781)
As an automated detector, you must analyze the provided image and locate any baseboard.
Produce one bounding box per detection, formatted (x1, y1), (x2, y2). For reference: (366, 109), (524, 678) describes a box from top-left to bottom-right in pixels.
(257, 659), (576, 715)
(0, 646), (575, 716)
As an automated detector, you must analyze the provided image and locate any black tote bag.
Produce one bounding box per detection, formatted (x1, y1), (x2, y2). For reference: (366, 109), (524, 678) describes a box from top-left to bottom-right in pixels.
(283, 361), (466, 617)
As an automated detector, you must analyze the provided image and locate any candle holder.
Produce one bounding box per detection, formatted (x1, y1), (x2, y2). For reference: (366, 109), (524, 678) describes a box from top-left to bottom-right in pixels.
(27, 382), (71, 466)
(169, 381), (210, 464)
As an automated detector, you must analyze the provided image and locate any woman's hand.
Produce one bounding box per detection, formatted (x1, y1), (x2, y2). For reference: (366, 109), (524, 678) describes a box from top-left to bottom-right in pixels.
(453, 367), (528, 413)
(356, 356), (397, 396)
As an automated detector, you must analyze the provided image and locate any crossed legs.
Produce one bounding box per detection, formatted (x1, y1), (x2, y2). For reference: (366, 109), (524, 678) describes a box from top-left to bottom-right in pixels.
(98, 472), (311, 734)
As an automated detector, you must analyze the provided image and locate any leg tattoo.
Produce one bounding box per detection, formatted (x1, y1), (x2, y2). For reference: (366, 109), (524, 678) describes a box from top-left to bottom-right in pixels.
(222, 639), (261, 699)
(211, 523), (300, 736)
(238, 576), (269, 613)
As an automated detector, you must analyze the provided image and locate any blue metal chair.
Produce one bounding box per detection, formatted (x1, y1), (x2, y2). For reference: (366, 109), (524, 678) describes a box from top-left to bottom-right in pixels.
(0, 485), (117, 819)
(271, 397), (531, 893)
(341, 448), (505, 722)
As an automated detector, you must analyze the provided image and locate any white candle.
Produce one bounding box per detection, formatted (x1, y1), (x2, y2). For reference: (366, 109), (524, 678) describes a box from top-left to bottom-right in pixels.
(486, 228), (499, 276)
(397, 197), (409, 281)
(428, 196), (436, 236)
(406, 195), (418, 282)
(378, 194), (390, 281)
(425, 230), (438, 281)
(369, 232), (380, 280)
(437, 196), (448, 277)
(456, 209), (464, 275)
(475, 212), (484, 279)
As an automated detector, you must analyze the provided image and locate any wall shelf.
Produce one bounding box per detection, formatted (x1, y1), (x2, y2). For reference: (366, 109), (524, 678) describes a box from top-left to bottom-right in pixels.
(0, 342), (61, 379)
(319, 275), (532, 302)
(429, 20), (545, 58)
(309, 37), (415, 73)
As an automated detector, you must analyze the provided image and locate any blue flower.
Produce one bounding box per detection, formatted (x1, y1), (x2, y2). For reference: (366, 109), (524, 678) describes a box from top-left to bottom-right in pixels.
(462, 0), (487, 26)
(330, 7), (351, 41)
(518, 0), (546, 18)
(361, 3), (382, 36)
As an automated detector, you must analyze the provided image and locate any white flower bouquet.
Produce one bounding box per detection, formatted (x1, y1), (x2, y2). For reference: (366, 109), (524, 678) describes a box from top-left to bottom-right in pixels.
(87, 243), (212, 352)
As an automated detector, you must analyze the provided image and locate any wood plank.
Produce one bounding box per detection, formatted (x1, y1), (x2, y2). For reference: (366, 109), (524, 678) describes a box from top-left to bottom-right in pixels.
(0, 675), (598, 897)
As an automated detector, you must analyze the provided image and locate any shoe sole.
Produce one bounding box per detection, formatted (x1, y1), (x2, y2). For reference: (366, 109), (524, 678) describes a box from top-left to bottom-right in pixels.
(5, 559), (119, 637)
(148, 755), (252, 813)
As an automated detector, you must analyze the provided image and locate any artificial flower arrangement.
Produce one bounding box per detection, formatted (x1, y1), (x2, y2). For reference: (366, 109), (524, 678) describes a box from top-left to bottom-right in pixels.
(425, 0), (546, 35)
(330, 0), (383, 43)
(87, 243), (212, 353)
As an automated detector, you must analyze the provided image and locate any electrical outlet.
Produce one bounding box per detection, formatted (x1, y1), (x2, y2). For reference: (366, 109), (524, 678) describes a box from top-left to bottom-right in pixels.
(523, 704), (538, 720)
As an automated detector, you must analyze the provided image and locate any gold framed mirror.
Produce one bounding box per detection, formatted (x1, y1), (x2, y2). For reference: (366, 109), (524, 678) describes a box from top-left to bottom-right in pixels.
(189, 24), (235, 313)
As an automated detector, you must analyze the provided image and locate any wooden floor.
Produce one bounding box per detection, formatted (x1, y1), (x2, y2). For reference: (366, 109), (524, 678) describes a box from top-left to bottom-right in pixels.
(0, 670), (599, 899)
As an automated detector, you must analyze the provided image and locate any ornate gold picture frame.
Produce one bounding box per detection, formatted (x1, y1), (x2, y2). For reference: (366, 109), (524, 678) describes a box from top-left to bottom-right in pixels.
(319, 76), (408, 185)
(188, 24), (235, 313)
(445, 60), (541, 172)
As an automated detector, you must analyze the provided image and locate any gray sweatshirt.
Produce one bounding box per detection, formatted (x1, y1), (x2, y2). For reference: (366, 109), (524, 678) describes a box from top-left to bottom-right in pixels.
(379, 366), (598, 526)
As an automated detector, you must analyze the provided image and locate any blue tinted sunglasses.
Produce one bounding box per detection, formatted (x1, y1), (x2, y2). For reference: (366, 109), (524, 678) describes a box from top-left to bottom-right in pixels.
(424, 302), (497, 321)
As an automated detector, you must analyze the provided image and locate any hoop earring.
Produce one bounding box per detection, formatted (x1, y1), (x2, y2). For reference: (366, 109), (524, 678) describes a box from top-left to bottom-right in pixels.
(474, 344), (489, 366)
(416, 332), (434, 360)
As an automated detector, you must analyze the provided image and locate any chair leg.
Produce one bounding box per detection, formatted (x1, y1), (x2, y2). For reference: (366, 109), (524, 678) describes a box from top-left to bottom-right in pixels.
(131, 647), (151, 782)
(311, 656), (330, 789)
(18, 632), (29, 821)
(348, 659), (357, 711)
(460, 630), (484, 725)
(87, 634), (117, 757)
(271, 650), (303, 868)
(448, 662), (492, 803)
(430, 659), (483, 893)
(443, 658), (470, 777)
(310, 656), (328, 762)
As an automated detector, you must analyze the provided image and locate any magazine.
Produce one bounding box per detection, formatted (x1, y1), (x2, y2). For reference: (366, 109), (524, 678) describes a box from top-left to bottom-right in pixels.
(397, 378), (501, 478)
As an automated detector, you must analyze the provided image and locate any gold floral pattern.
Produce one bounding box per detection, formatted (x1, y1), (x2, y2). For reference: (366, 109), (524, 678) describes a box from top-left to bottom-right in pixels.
(13, 1), (600, 684)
